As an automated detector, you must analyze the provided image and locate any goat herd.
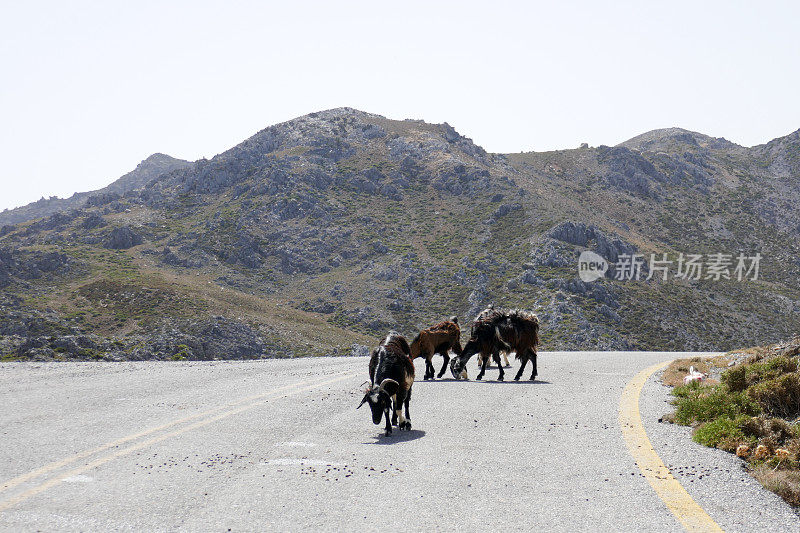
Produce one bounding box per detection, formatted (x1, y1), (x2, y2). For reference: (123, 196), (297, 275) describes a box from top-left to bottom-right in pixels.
(357, 306), (540, 436)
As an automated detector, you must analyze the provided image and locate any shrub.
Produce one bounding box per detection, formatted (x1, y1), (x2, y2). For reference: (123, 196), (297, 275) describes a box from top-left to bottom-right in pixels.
(721, 365), (747, 392)
(171, 344), (192, 361)
(724, 356), (798, 392)
(693, 416), (750, 450)
(748, 372), (800, 419)
(672, 382), (761, 425)
(669, 345), (800, 508)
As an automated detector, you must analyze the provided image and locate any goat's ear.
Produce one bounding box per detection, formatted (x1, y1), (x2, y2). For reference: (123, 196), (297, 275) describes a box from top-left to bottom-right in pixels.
(379, 378), (399, 396)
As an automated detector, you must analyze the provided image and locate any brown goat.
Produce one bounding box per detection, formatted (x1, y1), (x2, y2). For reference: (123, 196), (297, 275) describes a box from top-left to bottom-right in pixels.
(409, 317), (462, 380)
(450, 309), (540, 381)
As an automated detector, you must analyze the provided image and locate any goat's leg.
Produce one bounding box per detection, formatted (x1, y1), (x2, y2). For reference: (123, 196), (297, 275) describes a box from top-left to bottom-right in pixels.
(493, 350), (504, 381)
(383, 407), (392, 436)
(514, 355), (528, 381)
(503, 351), (511, 367)
(393, 395), (401, 427)
(404, 387), (412, 425)
(391, 393), (399, 425)
(396, 391), (411, 430)
(476, 351), (490, 380)
(424, 353), (434, 380)
(529, 348), (538, 381)
(437, 350), (450, 378)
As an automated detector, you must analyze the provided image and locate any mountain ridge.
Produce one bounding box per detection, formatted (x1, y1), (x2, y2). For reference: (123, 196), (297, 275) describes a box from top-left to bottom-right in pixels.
(0, 153), (191, 226)
(0, 108), (798, 361)
(4, 108), (799, 223)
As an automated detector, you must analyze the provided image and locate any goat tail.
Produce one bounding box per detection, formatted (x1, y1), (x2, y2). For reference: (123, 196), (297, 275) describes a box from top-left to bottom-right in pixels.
(494, 326), (511, 351)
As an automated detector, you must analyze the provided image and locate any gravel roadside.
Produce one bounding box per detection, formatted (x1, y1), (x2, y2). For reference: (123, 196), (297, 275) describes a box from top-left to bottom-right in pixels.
(640, 365), (800, 531)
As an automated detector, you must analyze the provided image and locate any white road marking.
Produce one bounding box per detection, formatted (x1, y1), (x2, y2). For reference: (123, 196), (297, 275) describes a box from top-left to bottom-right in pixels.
(61, 475), (93, 483)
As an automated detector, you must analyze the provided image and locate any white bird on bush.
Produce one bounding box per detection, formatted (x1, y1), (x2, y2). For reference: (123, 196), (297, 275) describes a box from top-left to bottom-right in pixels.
(683, 366), (707, 386)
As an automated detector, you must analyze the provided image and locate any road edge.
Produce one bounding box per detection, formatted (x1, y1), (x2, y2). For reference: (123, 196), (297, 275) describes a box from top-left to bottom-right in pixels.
(619, 359), (724, 533)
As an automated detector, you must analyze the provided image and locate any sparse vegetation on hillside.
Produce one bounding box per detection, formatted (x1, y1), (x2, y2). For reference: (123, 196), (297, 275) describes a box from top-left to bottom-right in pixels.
(1, 109), (799, 360)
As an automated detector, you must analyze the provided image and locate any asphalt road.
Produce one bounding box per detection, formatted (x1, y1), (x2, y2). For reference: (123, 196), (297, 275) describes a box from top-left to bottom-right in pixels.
(0, 353), (797, 532)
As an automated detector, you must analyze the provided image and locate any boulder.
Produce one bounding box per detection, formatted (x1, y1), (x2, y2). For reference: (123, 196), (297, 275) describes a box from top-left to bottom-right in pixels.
(105, 226), (143, 249)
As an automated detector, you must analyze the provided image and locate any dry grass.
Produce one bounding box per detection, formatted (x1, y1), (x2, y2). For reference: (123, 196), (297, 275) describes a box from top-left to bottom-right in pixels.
(729, 336), (800, 363)
(752, 466), (800, 507)
(24, 243), (376, 356)
(662, 355), (730, 387)
(139, 262), (375, 350)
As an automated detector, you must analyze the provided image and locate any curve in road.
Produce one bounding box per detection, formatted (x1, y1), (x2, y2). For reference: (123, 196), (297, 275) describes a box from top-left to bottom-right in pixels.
(619, 360), (723, 532)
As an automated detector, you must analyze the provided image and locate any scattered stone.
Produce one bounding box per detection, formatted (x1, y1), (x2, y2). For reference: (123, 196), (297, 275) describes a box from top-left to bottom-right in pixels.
(81, 212), (107, 230)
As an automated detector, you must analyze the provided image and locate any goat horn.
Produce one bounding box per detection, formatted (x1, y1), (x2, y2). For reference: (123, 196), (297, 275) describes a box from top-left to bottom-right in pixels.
(377, 378), (399, 392)
(357, 396), (368, 410)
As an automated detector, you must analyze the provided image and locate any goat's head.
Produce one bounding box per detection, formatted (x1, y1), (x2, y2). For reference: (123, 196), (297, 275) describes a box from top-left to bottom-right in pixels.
(449, 357), (469, 380)
(357, 378), (399, 424)
(450, 340), (478, 379)
(408, 335), (421, 359)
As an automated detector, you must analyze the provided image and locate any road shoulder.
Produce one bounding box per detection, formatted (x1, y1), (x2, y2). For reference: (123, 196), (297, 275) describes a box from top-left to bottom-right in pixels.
(640, 365), (800, 531)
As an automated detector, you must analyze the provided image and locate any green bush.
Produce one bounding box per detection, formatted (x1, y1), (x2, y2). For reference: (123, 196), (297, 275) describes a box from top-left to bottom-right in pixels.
(693, 416), (751, 449)
(738, 416), (798, 444)
(672, 382), (761, 425)
(722, 365), (748, 392)
(724, 356), (798, 392)
(171, 344), (192, 361)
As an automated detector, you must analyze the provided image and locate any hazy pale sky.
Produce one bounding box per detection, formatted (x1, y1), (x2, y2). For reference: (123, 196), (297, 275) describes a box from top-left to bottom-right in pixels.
(1, 1), (799, 212)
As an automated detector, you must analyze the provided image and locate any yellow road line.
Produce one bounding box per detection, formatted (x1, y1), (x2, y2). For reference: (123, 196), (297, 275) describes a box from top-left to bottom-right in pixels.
(0, 371), (351, 494)
(619, 360), (724, 533)
(0, 371), (356, 511)
(0, 374), (331, 494)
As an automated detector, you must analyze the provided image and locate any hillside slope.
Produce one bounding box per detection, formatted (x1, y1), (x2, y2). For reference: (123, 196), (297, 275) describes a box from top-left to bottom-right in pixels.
(0, 108), (798, 360)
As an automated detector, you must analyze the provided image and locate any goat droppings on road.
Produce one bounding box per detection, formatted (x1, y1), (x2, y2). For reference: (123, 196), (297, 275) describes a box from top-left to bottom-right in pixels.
(265, 458), (344, 467)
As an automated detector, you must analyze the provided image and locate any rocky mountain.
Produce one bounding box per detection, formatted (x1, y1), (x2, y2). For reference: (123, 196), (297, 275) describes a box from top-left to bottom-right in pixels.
(0, 108), (798, 361)
(0, 153), (191, 226)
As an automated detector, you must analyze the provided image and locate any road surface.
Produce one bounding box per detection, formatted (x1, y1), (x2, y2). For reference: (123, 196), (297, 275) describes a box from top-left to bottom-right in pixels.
(0, 353), (797, 532)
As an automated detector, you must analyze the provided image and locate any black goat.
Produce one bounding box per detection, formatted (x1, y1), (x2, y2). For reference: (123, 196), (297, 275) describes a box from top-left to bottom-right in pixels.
(450, 308), (540, 381)
(472, 305), (510, 370)
(358, 332), (415, 436)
